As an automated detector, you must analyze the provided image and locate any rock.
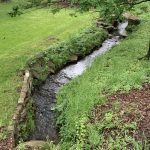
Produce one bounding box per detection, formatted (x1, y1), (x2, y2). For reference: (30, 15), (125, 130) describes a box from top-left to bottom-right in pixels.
(96, 21), (116, 32)
(48, 61), (55, 68)
(119, 30), (128, 37)
(105, 25), (115, 32)
(48, 67), (55, 73)
(96, 21), (110, 27)
(108, 34), (113, 38)
(69, 55), (78, 62)
(41, 0), (49, 7)
(20, 108), (27, 120)
(48, 61), (55, 73)
(16, 140), (47, 149)
(7, 125), (14, 132)
(123, 13), (141, 25)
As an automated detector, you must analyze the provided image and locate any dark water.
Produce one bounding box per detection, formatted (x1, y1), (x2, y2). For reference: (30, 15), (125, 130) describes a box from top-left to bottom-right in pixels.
(31, 21), (128, 142)
(31, 36), (120, 142)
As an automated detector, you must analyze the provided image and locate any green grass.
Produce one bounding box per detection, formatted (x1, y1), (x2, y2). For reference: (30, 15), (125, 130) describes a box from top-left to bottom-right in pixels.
(0, 2), (92, 126)
(56, 3), (150, 148)
(131, 1), (150, 20)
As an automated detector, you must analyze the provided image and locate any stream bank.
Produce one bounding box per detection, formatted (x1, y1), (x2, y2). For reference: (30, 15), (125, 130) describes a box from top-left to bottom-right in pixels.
(8, 23), (129, 148)
(10, 26), (108, 146)
(31, 26), (126, 142)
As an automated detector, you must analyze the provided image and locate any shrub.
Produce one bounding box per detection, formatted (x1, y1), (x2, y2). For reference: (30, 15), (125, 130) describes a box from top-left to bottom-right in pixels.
(14, 0), (51, 9)
(8, 5), (22, 17)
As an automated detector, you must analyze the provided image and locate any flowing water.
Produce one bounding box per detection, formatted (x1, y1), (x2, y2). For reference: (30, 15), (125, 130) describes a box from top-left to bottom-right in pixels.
(118, 21), (128, 36)
(32, 22), (128, 142)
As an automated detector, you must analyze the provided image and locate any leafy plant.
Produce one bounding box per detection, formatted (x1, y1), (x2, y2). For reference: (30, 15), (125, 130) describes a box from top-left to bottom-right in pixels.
(17, 141), (26, 150)
(52, 0), (149, 23)
(0, 128), (9, 140)
(75, 116), (87, 149)
(56, 19), (150, 148)
(28, 26), (107, 84)
(41, 141), (60, 150)
(8, 5), (22, 17)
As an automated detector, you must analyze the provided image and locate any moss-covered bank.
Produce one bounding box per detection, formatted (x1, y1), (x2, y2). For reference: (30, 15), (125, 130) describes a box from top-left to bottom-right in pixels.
(27, 26), (108, 85)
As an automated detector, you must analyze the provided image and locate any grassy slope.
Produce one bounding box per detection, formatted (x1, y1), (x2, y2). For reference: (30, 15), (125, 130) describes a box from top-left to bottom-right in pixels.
(56, 2), (150, 149)
(0, 3), (92, 126)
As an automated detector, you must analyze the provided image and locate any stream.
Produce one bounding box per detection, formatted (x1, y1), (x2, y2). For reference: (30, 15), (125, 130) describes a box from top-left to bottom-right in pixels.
(31, 22), (127, 142)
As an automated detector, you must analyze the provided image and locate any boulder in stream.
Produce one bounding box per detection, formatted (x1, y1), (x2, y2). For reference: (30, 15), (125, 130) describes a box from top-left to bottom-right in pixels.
(123, 13), (141, 25)
(16, 140), (47, 149)
(69, 55), (78, 62)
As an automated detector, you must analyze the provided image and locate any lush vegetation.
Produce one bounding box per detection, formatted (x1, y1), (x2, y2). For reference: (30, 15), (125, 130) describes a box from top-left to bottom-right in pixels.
(0, 2), (92, 127)
(8, 0), (150, 22)
(0, 0), (150, 149)
(45, 0), (149, 23)
(57, 21), (150, 149)
(28, 26), (107, 84)
(56, 2), (150, 149)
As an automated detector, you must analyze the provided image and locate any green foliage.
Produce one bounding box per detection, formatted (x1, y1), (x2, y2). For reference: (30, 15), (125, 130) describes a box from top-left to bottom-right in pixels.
(0, 128), (10, 140)
(87, 124), (100, 148)
(56, 20), (150, 149)
(15, 0), (33, 9)
(28, 26), (107, 84)
(0, 0), (10, 2)
(131, 1), (150, 20)
(8, 5), (22, 17)
(0, 2), (91, 127)
(74, 116), (87, 149)
(54, 0), (149, 22)
(14, 0), (51, 9)
(41, 141), (61, 150)
(17, 142), (26, 150)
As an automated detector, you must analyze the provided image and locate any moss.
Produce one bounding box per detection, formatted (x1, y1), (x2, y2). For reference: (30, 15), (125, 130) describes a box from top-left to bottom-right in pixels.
(17, 98), (35, 144)
(27, 26), (108, 85)
(56, 21), (150, 149)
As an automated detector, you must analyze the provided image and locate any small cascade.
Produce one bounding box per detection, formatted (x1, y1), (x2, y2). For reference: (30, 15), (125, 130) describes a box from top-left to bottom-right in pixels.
(118, 21), (128, 37)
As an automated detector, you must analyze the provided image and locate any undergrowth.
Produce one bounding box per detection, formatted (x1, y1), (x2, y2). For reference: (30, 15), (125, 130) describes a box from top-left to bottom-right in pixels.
(56, 20), (150, 149)
(28, 26), (107, 85)
(0, 2), (92, 126)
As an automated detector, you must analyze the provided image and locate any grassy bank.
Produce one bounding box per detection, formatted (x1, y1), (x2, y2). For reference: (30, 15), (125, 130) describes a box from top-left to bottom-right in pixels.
(56, 4), (150, 149)
(28, 27), (107, 85)
(0, 2), (92, 126)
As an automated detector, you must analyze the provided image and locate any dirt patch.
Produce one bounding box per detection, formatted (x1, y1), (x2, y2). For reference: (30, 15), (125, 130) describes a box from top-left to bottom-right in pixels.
(90, 83), (150, 147)
(0, 127), (13, 150)
(110, 83), (150, 142)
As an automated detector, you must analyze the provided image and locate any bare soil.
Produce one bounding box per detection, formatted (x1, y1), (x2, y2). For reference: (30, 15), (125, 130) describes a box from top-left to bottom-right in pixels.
(0, 127), (13, 150)
(90, 83), (150, 145)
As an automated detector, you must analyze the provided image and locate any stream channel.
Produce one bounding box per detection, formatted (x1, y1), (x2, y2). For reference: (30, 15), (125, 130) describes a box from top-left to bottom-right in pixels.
(31, 21), (128, 142)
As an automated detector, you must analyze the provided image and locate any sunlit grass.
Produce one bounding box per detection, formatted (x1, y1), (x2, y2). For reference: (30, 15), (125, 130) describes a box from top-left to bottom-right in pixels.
(57, 20), (150, 149)
(0, 2), (92, 126)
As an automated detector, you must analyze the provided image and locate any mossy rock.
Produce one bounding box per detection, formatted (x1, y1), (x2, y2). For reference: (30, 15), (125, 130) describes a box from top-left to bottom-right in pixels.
(16, 140), (47, 150)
